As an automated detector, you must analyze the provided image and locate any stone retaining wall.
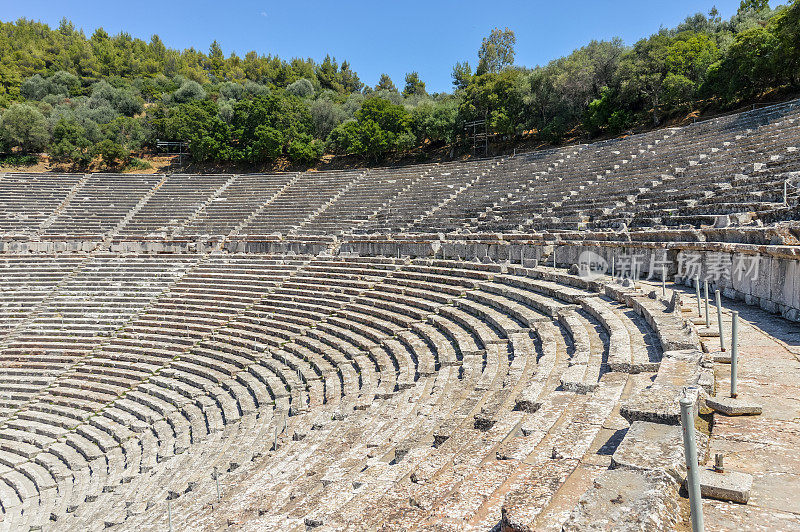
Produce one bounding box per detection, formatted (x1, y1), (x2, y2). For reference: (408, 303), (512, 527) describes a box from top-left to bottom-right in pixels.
(1, 232), (797, 321)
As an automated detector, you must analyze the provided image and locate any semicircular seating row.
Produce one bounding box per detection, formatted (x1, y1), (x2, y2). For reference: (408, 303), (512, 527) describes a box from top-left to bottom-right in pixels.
(0, 254), (670, 530)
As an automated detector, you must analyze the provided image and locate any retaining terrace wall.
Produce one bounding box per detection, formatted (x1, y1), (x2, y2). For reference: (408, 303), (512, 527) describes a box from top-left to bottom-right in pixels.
(339, 234), (800, 322)
(1, 230), (798, 321)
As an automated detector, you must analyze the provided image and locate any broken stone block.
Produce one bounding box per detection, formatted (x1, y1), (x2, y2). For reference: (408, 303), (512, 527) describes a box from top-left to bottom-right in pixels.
(706, 395), (763, 416)
(697, 468), (752, 504)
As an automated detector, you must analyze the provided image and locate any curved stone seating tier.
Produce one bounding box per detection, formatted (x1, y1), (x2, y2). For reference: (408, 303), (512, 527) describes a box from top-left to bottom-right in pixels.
(0, 173), (84, 236)
(0, 251), (710, 530)
(117, 174), (234, 237)
(42, 174), (165, 238)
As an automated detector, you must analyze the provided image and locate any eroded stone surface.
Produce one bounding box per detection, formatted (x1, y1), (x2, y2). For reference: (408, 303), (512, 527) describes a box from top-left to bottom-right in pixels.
(561, 469), (680, 532)
(620, 384), (700, 425)
(611, 421), (709, 479)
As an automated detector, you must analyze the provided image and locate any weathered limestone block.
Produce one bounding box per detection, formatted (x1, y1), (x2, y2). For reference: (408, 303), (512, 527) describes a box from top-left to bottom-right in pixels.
(620, 384), (700, 425)
(611, 421), (709, 479)
(561, 469), (680, 532)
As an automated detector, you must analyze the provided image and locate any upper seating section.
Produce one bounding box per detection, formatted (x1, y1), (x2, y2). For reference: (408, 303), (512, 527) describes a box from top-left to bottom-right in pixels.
(2, 98), (798, 239)
(118, 174), (233, 236)
(181, 173), (296, 236)
(0, 173), (84, 236)
(43, 174), (164, 237)
(238, 170), (364, 235)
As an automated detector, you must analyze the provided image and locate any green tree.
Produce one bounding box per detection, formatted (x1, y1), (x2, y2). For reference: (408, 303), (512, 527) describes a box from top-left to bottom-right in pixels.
(231, 92), (317, 163)
(403, 72), (426, 97)
(451, 61), (473, 91)
(172, 79), (206, 103)
(375, 73), (397, 92)
(460, 70), (526, 136)
(93, 139), (129, 169)
(287, 78), (314, 98)
(618, 33), (672, 125)
(328, 97), (414, 160)
(411, 98), (459, 144)
(50, 117), (93, 167)
(738, 0), (769, 14)
(0, 102), (50, 153)
(310, 97), (347, 139)
(155, 99), (230, 161)
(477, 27), (516, 74)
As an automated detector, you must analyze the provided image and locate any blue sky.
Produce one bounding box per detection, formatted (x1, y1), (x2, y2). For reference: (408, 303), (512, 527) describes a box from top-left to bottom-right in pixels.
(0, 1), (789, 93)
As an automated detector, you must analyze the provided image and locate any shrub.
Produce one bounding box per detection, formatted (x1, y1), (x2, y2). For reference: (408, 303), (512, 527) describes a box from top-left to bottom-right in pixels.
(125, 157), (152, 170)
(93, 139), (130, 169)
(172, 80), (206, 104)
(287, 78), (315, 98)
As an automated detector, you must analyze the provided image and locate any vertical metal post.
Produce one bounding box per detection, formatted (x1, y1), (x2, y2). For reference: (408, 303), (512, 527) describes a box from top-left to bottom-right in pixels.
(731, 311), (739, 398)
(715, 290), (725, 352)
(168, 500), (173, 532)
(611, 255), (615, 278)
(695, 276), (702, 317)
(680, 394), (704, 532)
(703, 280), (710, 328)
(553, 247), (556, 268)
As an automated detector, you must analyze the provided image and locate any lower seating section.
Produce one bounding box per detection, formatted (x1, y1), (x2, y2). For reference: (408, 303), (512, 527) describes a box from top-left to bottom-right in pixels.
(0, 254), (202, 420)
(0, 251), (704, 530)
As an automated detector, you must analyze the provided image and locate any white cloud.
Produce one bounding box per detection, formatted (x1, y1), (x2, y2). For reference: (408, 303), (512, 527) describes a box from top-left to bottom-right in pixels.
(259, 11), (268, 17)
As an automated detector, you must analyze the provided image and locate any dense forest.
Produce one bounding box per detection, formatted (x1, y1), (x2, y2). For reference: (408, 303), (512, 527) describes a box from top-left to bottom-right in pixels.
(0, 0), (798, 170)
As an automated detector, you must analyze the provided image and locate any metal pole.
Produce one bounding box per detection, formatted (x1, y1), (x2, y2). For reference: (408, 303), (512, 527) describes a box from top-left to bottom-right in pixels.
(731, 311), (739, 398)
(695, 276), (702, 317)
(168, 500), (173, 532)
(703, 280), (710, 328)
(611, 255), (615, 278)
(680, 394), (704, 532)
(715, 290), (726, 352)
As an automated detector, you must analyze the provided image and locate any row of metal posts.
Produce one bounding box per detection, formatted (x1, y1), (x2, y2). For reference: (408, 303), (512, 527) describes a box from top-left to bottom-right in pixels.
(683, 276), (741, 531)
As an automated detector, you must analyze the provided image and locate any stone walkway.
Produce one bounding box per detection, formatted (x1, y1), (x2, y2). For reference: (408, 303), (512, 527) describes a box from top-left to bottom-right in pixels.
(683, 288), (800, 531)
